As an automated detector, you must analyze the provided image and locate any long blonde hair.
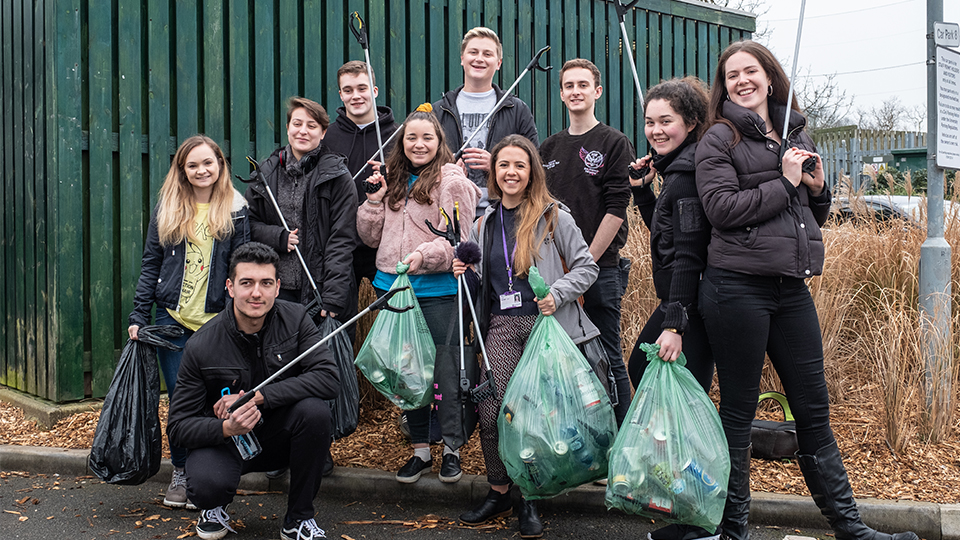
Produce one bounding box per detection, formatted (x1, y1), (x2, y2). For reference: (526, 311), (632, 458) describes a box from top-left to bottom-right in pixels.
(156, 135), (237, 246)
(487, 135), (558, 277)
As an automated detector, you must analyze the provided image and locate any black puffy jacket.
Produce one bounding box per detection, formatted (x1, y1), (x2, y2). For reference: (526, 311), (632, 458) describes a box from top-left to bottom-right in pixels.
(245, 146), (358, 314)
(695, 100), (831, 279)
(128, 192), (250, 328)
(167, 298), (340, 449)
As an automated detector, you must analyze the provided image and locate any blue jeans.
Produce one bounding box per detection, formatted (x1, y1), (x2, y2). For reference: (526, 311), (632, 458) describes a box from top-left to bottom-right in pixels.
(582, 260), (631, 425)
(154, 310), (193, 468)
(698, 267), (836, 454)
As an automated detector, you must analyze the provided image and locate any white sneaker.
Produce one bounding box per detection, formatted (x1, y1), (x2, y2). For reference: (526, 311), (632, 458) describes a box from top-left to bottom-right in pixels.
(281, 517), (326, 539)
(196, 506), (236, 540)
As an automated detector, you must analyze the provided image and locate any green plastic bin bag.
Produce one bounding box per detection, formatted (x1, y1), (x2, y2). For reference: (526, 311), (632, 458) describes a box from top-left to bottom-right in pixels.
(605, 343), (730, 532)
(498, 267), (618, 500)
(354, 263), (436, 410)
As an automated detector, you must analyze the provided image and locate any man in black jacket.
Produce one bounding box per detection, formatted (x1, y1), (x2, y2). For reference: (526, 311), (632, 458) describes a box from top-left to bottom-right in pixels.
(324, 61), (400, 288)
(433, 26), (539, 212)
(168, 242), (339, 540)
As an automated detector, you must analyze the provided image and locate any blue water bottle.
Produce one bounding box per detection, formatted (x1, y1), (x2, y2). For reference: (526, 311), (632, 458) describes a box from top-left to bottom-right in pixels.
(221, 387), (262, 460)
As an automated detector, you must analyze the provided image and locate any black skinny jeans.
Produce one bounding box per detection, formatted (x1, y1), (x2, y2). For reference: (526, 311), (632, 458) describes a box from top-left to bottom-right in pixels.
(698, 267), (836, 454)
(627, 301), (714, 394)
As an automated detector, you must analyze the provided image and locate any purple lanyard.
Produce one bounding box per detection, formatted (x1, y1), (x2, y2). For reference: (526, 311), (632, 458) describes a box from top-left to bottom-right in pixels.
(499, 204), (518, 292)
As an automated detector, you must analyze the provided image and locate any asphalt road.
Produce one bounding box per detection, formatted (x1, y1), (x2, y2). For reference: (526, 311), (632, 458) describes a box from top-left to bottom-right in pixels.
(0, 472), (834, 540)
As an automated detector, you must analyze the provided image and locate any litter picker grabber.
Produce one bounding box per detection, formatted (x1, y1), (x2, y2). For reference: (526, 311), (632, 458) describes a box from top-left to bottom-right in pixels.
(424, 204), (470, 395)
(236, 156), (325, 317)
(424, 206), (496, 403)
(777, 0), (817, 175)
(349, 12), (386, 165)
(452, 46), (552, 163)
(352, 128), (402, 182)
(612, 0), (654, 181)
(227, 286), (413, 414)
(613, 0), (645, 117)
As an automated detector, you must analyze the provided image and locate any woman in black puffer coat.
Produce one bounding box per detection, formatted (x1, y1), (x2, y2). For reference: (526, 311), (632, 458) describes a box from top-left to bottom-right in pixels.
(695, 40), (918, 540)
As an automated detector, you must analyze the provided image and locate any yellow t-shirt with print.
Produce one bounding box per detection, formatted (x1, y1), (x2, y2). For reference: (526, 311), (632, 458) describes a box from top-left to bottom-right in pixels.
(167, 203), (217, 331)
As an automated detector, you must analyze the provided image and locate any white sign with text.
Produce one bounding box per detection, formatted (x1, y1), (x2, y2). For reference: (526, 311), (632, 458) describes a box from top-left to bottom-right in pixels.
(937, 45), (960, 169)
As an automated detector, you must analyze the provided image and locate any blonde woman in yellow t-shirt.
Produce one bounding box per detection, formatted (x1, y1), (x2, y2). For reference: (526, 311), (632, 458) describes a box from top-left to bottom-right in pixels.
(127, 134), (250, 509)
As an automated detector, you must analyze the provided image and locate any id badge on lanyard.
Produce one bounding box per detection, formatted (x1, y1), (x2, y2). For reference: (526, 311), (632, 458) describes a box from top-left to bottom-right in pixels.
(499, 204), (522, 310)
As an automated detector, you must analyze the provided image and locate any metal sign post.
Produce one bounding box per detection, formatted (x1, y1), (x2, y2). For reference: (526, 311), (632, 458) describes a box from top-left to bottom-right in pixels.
(920, 0), (953, 438)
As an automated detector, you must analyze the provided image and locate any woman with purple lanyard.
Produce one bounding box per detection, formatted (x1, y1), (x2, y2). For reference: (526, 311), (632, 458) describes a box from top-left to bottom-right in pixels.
(454, 135), (598, 539)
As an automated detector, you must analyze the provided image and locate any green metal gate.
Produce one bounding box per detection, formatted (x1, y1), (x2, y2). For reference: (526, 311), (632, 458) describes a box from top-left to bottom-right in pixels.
(0, 0), (754, 402)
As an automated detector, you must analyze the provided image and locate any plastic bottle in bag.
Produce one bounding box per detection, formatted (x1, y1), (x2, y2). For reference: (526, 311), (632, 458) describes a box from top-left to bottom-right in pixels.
(221, 388), (262, 460)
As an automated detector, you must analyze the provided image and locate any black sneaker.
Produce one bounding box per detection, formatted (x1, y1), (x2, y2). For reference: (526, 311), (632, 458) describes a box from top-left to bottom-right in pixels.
(265, 467), (288, 479)
(438, 454), (462, 483)
(196, 506), (235, 540)
(396, 456), (432, 484)
(281, 517), (326, 539)
(648, 524), (720, 540)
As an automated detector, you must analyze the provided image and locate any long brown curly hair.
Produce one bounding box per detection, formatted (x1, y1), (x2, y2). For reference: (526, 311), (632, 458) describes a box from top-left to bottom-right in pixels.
(383, 110), (455, 211)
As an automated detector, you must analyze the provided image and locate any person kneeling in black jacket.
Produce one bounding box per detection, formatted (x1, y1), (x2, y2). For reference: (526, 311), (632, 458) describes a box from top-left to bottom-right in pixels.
(167, 242), (340, 540)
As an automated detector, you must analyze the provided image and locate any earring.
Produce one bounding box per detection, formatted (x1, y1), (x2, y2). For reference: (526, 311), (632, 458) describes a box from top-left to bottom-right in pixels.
(767, 85), (773, 96)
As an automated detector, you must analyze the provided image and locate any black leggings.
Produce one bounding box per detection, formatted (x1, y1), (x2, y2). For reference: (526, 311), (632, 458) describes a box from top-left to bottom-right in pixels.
(698, 267), (836, 453)
(627, 301), (714, 393)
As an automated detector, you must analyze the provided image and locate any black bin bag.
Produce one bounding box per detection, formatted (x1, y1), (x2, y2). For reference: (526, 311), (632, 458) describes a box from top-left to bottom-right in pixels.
(318, 316), (359, 440)
(88, 325), (183, 485)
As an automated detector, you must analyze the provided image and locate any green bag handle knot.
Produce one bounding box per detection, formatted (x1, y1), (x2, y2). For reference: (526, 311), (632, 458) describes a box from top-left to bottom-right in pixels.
(527, 267), (551, 305)
(395, 261), (411, 274)
(638, 342), (687, 368)
(758, 391), (795, 422)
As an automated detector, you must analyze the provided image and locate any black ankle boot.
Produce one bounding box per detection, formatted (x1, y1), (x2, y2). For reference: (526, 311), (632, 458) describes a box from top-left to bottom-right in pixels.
(720, 445), (752, 540)
(517, 498), (543, 539)
(460, 488), (512, 525)
(798, 442), (918, 540)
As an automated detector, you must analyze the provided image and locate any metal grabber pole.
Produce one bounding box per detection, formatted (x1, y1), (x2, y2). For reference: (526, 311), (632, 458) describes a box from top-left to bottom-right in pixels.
(350, 12), (386, 164)
(227, 286), (414, 414)
(453, 46), (552, 162)
(613, 0), (645, 116)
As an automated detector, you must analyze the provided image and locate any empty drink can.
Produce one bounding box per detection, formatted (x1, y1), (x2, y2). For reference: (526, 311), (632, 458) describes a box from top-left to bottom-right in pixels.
(683, 458), (720, 494)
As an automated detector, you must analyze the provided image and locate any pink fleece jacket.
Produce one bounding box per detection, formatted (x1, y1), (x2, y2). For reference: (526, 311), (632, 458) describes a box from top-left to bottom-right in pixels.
(357, 163), (481, 274)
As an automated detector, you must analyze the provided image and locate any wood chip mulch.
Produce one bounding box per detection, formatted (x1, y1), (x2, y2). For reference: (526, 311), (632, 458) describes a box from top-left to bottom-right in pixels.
(2, 395), (959, 504)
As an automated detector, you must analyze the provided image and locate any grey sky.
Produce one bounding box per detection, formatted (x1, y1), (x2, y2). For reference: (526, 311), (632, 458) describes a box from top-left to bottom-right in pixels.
(757, 0), (959, 123)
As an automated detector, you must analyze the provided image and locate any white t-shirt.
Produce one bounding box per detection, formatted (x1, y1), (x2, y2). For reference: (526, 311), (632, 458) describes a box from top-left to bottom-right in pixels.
(456, 89), (497, 192)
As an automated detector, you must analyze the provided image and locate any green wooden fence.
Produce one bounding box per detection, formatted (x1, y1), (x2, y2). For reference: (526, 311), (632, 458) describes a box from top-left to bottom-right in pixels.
(0, 0), (753, 403)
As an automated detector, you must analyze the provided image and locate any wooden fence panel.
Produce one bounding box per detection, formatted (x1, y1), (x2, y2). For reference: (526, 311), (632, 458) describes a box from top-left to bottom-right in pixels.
(2, 0), (13, 389)
(33, 0), (47, 397)
(228, 0), (250, 172)
(0, 0), (754, 402)
(88, 0), (116, 398)
(50, 0), (85, 401)
(815, 126), (928, 190)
